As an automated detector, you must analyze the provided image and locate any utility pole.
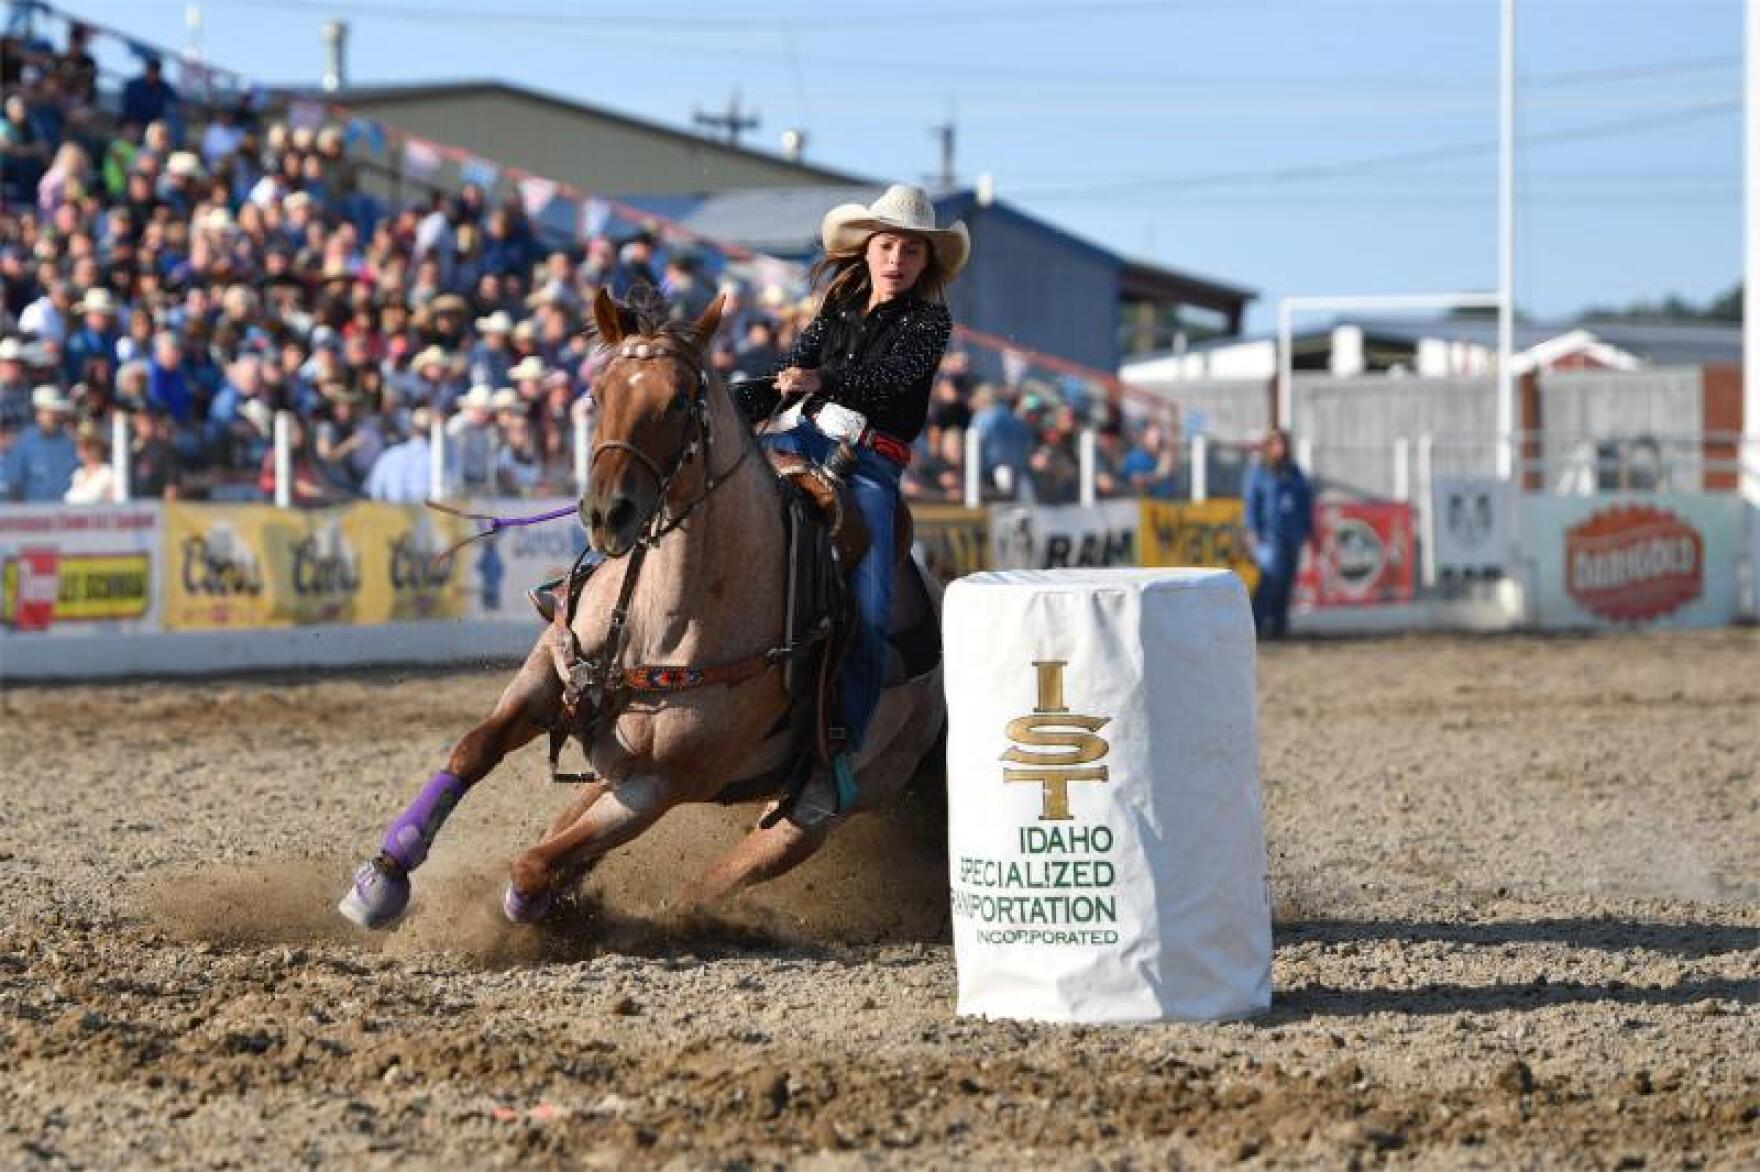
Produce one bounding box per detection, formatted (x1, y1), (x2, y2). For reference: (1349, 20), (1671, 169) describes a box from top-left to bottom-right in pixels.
(185, 3), (203, 64)
(694, 91), (760, 147)
(1496, 0), (1516, 482)
(321, 20), (349, 93)
(1746, 0), (1759, 501)
(927, 119), (956, 190)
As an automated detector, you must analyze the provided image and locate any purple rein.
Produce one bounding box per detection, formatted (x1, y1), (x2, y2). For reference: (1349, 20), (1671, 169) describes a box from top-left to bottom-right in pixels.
(423, 499), (579, 564)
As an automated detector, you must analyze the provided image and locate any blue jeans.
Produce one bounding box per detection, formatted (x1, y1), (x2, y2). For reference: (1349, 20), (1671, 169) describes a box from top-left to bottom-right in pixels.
(1251, 538), (1301, 639)
(763, 421), (900, 754)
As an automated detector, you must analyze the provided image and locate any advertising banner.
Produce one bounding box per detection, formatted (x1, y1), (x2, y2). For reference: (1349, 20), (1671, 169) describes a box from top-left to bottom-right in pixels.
(0, 504), (161, 635)
(1296, 501), (1416, 608)
(944, 568), (1271, 1023)
(988, 501), (1138, 571)
(1137, 499), (1260, 592)
(1520, 493), (1741, 629)
(912, 504), (990, 586)
(161, 503), (472, 630)
(1431, 477), (1514, 577)
(462, 497), (593, 621)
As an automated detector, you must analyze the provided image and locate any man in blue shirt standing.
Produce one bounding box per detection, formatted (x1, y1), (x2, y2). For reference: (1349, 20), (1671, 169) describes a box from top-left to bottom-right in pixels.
(366, 408), (444, 503)
(1243, 428), (1314, 640)
(3, 386), (79, 502)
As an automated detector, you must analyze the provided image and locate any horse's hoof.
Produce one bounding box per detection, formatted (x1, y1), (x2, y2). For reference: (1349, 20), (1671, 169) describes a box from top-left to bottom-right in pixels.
(502, 881), (552, 924)
(338, 859), (410, 930)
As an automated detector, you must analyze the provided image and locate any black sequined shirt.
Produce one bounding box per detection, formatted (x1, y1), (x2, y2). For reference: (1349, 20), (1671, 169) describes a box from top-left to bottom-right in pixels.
(737, 289), (952, 443)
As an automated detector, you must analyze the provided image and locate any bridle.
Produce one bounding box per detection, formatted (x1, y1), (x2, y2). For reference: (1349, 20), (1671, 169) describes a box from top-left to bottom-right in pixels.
(545, 335), (819, 793)
(586, 334), (757, 553)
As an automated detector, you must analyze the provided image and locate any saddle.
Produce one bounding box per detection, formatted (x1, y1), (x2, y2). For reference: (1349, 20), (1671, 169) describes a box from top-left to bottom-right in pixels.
(765, 451), (915, 570)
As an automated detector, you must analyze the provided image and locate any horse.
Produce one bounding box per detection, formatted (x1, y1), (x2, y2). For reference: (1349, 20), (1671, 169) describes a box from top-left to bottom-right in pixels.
(339, 288), (945, 928)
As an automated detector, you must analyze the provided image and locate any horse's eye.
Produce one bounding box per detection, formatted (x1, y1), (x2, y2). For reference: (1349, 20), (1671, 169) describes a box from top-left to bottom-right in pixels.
(670, 391), (690, 415)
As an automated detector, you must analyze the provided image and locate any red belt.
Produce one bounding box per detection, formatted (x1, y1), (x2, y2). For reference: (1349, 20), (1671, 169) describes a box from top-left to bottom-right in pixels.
(807, 404), (912, 468)
(864, 430), (912, 468)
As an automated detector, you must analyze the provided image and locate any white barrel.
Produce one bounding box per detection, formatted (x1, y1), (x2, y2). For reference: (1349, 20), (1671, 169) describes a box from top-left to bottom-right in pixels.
(943, 567), (1270, 1023)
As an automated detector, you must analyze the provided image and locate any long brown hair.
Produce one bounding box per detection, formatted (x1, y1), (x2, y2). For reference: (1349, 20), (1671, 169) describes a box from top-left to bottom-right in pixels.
(807, 230), (952, 315)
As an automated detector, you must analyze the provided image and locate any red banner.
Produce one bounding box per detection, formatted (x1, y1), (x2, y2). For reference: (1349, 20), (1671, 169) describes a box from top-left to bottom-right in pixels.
(1564, 504), (1703, 623)
(1296, 501), (1416, 608)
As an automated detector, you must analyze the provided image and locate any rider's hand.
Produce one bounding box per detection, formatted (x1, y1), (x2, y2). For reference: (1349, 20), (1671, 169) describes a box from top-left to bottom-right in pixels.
(776, 367), (823, 398)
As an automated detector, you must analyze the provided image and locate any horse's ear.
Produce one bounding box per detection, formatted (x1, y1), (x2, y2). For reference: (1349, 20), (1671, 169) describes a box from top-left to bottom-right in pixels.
(592, 287), (624, 345)
(691, 293), (726, 353)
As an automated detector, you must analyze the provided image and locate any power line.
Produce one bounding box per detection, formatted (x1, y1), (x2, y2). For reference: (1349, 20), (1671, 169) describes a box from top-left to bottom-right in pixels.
(1005, 99), (1740, 198)
(186, 2), (1743, 94)
(193, 0), (1760, 31)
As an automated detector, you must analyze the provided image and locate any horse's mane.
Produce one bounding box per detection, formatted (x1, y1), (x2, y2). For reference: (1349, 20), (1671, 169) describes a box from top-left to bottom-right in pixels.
(592, 283), (699, 349)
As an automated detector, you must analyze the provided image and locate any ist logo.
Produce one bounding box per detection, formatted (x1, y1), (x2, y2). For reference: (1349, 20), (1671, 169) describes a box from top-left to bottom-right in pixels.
(1001, 660), (1112, 821)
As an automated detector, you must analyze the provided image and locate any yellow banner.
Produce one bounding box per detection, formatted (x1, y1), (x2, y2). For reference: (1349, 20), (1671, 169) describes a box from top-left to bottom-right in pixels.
(1138, 499), (1260, 592)
(912, 504), (990, 585)
(1, 552), (152, 623)
(161, 503), (471, 630)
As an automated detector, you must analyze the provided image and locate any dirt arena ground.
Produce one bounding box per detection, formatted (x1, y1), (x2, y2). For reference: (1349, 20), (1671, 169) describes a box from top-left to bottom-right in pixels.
(1, 631), (1756, 1169)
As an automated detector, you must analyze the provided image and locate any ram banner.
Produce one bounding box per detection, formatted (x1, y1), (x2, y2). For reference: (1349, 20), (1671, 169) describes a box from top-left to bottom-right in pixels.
(988, 501), (1139, 571)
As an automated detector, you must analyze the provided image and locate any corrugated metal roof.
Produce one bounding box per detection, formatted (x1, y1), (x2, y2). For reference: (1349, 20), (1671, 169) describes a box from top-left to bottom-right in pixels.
(620, 185), (886, 257)
(1126, 316), (1740, 368)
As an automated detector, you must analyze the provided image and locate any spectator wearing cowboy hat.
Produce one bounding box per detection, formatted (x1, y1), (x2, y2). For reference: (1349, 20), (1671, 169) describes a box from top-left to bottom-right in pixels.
(447, 384), (498, 491)
(493, 403), (543, 496)
(63, 287), (120, 380)
(0, 337), (32, 429)
(507, 354), (548, 408)
(403, 344), (464, 414)
(3, 384), (79, 501)
(314, 381), (384, 493)
(745, 182), (969, 801)
(469, 309), (514, 389)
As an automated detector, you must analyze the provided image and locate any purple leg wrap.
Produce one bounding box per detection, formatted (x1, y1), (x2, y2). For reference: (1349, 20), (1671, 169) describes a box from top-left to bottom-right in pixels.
(380, 771), (470, 873)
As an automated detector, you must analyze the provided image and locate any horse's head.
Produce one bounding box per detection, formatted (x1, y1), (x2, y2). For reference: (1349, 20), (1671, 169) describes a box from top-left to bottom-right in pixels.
(582, 287), (726, 556)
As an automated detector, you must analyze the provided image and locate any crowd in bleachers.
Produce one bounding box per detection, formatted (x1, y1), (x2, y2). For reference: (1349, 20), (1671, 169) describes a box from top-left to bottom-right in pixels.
(0, 20), (1178, 508)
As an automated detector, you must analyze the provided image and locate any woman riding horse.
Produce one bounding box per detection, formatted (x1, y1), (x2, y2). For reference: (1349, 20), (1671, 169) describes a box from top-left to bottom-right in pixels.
(740, 184), (969, 802)
(337, 186), (964, 930)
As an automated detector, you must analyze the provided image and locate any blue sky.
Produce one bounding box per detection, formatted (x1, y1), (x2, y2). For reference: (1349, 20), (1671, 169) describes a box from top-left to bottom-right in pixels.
(52, 0), (1745, 332)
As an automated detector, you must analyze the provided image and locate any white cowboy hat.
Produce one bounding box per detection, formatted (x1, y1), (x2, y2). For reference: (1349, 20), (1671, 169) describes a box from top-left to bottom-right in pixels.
(413, 345), (451, 372)
(76, 288), (117, 315)
(491, 387), (523, 413)
(461, 384), (495, 411)
(475, 310), (513, 335)
(0, 337), (23, 361)
(166, 151), (206, 180)
(509, 356), (548, 382)
(239, 398), (274, 436)
(820, 184), (970, 278)
(32, 384), (74, 413)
